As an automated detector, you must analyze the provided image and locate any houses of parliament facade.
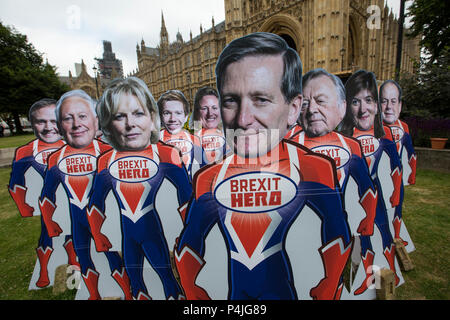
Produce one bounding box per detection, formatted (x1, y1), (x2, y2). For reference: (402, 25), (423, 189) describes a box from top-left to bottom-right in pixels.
(70, 0), (421, 105)
(135, 0), (420, 106)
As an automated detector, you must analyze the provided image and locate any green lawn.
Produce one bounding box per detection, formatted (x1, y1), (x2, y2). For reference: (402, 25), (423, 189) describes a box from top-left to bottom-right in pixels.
(0, 133), (35, 149)
(0, 167), (76, 299)
(0, 167), (448, 300)
(394, 169), (450, 299)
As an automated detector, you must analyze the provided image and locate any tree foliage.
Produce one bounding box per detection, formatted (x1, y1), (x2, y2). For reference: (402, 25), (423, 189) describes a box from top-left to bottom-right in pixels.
(0, 22), (69, 132)
(400, 0), (450, 119)
(407, 0), (450, 64)
(400, 48), (450, 119)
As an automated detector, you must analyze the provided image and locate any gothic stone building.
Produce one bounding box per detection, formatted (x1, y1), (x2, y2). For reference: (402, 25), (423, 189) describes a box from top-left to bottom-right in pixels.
(136, 0), (420, 108)
(67, 42), (123, 100)
(66, 60), (101, 100)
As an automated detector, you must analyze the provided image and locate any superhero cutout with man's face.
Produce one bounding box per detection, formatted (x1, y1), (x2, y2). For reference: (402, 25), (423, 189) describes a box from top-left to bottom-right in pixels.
(8, 100), (78, 291)
(380, 80), (416, 254)
(159, 92), (208, 180)
(38, 91), (133, 300)
(289, 70), (380, 299)
(174, 33), (353, 300)
(337, 70), (409, 298)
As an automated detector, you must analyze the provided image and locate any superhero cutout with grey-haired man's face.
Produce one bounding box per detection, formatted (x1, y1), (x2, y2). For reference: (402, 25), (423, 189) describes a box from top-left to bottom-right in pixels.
(38, 93), (133, 300)
(290, 71), (379, 298)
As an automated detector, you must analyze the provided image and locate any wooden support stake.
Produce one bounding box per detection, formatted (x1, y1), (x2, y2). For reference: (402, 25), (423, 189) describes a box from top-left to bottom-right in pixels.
(394, 238), (414, 271)
(53, 264), (70, 294)
(376, 268), (396, 300)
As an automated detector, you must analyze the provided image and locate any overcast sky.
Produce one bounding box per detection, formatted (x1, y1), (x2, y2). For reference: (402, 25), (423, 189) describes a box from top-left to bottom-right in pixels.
(0, 0), (407, 78)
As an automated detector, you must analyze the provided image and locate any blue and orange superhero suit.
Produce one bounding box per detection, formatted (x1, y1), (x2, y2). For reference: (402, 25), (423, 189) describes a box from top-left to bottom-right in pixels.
(8, 138), (80, 288)
(38, 139), (132, 300)
(87, 142), (192, 300)
(160, 128), (208, 179)
(350, 126), (403, 294)
(291, 130), (377, 235)
(196, 127), (229, 163)
(384, 119), (417, 246)
(284, 123), (303, 140)
(291, 130), (378, 297)
(175, 139), (353, 300)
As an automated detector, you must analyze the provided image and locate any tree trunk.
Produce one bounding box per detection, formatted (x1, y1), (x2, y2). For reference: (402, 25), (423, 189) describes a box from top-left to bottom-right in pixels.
(12, 110), (23, 134)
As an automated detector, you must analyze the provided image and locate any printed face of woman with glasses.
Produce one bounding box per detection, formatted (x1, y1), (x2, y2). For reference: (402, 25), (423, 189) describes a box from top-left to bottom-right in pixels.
(349, 89), (378, 131)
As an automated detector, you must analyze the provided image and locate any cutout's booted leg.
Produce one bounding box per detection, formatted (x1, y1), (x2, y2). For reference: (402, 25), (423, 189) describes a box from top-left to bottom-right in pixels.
(36, 246), (53, 288)
(82, 268), (101, 300)
(63, 237), (80, 268)
(175, 246), (210, 300)
(310, 238), (352, 300)
(111, 267), (133, 300)
(383, 244), (400, 286)
(354, 250), (375, 295)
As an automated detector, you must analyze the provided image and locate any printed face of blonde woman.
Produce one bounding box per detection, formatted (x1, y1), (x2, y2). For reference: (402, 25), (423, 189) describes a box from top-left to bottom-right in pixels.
(350, 89), (378, 131)
(110, 93), (154, 151)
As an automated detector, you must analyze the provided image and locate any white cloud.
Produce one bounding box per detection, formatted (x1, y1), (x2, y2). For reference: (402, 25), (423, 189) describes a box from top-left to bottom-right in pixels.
(1, 0), (406, 78)
(0, 0), (225, 76)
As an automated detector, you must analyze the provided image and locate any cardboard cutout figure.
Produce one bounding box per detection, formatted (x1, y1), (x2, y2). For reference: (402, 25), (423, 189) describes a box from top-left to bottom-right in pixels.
(192, 87), (229, 163)
(90, 77), (192, 300)
(380, 80), (416, 253)
(177, 142), (352, 300)
(284, 123), (303, 140)
(160, 128), (206, 177)
(338, 70), (404, 296)
(175, 33), (352, 300)
(8, 99), (79, 290)
(158, 90), (208, 178)
(196, 127), (227, 163)
(291, 69), (378, 299)
(89, 144), (191, 299)
(39, 90), (132, 300)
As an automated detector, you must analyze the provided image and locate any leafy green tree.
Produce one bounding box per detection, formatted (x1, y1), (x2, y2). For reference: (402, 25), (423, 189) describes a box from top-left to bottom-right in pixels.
(0, 22), (69, 133)
(400, 48), (450, 119)
(407, 0), (450, 64)
(399, 0), (450, 119)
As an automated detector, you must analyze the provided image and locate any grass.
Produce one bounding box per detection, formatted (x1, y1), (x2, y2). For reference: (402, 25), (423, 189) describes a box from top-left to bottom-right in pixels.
(0, 168), (76, 300)
(395, 170), (450, 300)
(0, 166), (448, 300)
(0, 133), (35, 149)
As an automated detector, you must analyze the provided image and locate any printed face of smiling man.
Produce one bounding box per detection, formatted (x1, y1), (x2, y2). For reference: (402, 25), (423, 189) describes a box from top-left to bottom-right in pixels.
(220, 54), (302, 158)
(161, 100), (188, 135)
(381, 82), (402, 125)
(59, 96), (98, 149)
(31, 104), (60, 144)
